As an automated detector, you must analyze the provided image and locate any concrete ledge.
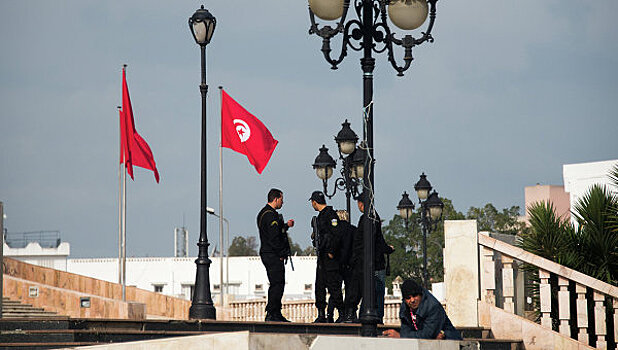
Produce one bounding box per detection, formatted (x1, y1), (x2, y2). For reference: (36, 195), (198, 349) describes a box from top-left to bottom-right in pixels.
(63, 331), (479, 350)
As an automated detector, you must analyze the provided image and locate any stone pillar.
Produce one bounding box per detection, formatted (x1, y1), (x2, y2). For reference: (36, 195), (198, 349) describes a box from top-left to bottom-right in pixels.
(480, 243), (496, 306)
(557, 276), (570, 336)
(501, 255), (514, 314)
(576, 283), (589, 345)
(444, 220), (479, 327)
(539, 269), (552, 328)
(593, 291), (606, 349)
(614, 298), (618, 350)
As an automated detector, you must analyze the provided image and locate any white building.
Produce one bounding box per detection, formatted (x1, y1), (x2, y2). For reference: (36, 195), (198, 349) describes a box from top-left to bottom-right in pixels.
(563, 159), (618, 222)
(3, 241), (70, 271)
(67, 255), (319, 301)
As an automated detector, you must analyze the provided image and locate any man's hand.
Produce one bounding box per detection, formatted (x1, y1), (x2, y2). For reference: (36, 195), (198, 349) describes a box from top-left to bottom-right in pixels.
(435, 331), (446, 340)
(382, 329), (400, 338)
(327, 253), (334, 259)
(287, 219), (295, 227)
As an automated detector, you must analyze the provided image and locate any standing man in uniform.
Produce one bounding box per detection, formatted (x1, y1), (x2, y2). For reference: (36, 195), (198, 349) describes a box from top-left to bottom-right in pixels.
(257, 188), (294, 322)
(342, 192), (394, 323)
(309, 191), (344, 323)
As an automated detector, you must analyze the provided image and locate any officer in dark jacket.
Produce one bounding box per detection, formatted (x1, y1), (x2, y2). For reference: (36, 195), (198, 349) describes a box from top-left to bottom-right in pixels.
(383, 279), (461, 340)
(342, 192), (394, 323)
(309, 191), (344, 323)
(257, 188), (294, 322)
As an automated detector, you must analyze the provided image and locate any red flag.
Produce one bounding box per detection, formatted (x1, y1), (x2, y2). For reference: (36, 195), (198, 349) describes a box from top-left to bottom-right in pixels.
(221, 89), (278, 174)
(120, 67), (160, 183)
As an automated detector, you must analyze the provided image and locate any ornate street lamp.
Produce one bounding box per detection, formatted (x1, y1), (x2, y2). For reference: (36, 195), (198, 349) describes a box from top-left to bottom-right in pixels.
(188, 5), (217, 320)
(313, 121), (365, 217)
(308, 0), (438, 337)
(397, 191), (415, 231)
(411, 173), (444, 289)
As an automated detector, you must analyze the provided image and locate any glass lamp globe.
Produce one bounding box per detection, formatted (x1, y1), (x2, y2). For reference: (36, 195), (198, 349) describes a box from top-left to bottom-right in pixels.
(387, 0), (428, 31)
(309, 0), (345, 21)
(316, 166), (334, 180)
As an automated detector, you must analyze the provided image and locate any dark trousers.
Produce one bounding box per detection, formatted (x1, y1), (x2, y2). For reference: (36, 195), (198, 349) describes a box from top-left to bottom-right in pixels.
(344, 262), (363, 311)
(315, 256), (343, 311)
(260, 253), (285, 314)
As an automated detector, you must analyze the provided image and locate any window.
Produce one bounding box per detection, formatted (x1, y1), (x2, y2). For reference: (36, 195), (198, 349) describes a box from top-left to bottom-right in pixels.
(255, 284), (263, 291)
(304, 284), (313, 291)
(153, 284), (164, 293)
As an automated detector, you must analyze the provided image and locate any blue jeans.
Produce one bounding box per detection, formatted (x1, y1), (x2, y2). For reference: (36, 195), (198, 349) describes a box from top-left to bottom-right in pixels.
(359, 269), (387, 322)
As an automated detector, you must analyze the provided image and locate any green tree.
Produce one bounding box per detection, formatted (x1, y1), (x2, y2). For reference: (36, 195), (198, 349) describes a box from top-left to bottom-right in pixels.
(519, 183), (618, 285)
(288, 238), (305, 256)
(382, 197), (465, 291)
(466, 203), (527, 235)
(228, 236), (258, 256)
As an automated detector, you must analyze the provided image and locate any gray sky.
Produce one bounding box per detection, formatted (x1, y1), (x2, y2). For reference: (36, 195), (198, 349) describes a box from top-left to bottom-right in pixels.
(1, 1), (616, 258)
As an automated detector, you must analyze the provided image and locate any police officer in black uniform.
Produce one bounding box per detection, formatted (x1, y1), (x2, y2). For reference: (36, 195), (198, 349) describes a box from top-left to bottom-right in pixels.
(342, 191), (394, 323)
(309, 191), (344, 323)
(257, 188), (294, 322)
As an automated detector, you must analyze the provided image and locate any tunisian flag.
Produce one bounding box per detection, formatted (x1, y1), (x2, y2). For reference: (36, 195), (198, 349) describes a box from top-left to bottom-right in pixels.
(120, 67), (160, 183)
(221, 89), (278, 174)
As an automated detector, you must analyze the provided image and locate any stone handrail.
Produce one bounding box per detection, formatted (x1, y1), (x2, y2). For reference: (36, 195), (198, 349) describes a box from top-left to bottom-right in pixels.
(478, 233), (618, 298)
(229, 298), (402, 325)
(478, 232), (617, 349)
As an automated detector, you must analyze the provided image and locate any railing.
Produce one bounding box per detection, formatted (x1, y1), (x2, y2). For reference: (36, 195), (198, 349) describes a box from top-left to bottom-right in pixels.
(479, 232), (617, 349)
(229, 298), (402, 325)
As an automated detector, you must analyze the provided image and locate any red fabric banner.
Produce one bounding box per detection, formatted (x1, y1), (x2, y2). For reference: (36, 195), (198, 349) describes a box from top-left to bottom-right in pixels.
(221, 89), (278, 174)
(120, 67), (160, 183)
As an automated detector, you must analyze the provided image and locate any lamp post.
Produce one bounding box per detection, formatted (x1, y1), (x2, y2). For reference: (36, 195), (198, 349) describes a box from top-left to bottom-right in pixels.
(188, 5), (217, 320)
(398, 173), (444, 289)
(308, 0), (438, 337)
(206, 207), (230, 307)
(312, 120), (366, 217)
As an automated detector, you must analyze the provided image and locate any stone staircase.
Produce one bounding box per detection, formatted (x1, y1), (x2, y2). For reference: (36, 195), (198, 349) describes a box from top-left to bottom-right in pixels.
(1, 298), (60, 319)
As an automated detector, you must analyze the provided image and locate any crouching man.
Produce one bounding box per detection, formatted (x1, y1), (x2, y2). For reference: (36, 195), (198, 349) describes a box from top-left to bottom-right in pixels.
(382, 279), (462, 340)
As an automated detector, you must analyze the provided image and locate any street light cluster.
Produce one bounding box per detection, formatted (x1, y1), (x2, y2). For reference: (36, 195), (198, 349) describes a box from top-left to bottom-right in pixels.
(308, 0), (438, 337)
(312, 120), (367, 217)
(397, 173), (444, 288)
(185, 1), (439, 336)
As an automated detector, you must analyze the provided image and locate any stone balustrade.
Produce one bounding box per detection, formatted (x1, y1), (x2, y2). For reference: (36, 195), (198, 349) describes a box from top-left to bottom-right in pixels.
(229, 298), (402, 325)
(478, 232), (617, 349)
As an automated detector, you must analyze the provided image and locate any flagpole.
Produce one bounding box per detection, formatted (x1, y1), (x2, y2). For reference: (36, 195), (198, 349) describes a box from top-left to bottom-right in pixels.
(218, 86), (224, 307)
(122, 154), (127, 302)
(118, 106), (123, 287)
(121, 64), (128, 302)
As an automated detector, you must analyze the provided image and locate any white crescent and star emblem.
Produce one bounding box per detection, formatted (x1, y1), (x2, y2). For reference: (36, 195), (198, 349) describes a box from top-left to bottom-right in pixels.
(233, 119), (251, 143)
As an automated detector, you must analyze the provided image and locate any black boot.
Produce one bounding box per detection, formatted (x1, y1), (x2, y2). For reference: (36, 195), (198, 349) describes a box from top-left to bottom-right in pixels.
(335, 308), (346, 323)
(343, 308), (358, 323)
(275, 311), (291, 322)
(313, 309), (327, 323)
(327, 305), (335, 323)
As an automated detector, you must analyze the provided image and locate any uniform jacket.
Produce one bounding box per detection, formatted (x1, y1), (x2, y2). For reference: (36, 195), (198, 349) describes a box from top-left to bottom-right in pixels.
(352, 212), (394, 270)
(399, 289), (461, 340)
(257, 204), (288, 257)
(316, 206), (341, 258)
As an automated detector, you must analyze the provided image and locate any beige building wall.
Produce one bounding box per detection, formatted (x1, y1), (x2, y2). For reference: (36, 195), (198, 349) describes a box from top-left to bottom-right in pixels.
(524, 184), (570, 221)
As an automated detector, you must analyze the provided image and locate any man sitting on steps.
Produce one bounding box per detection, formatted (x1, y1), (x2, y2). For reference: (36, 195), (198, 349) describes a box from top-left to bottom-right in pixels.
(382, 279), (462, 340)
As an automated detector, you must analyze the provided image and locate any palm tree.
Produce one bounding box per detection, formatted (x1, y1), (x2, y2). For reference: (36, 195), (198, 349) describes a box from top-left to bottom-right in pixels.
(571, 184), (618, 284)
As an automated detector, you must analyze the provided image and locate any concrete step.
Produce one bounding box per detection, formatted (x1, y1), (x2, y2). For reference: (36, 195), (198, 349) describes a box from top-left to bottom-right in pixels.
(0, 342), (99, 350)
(0, 299), (59, 319)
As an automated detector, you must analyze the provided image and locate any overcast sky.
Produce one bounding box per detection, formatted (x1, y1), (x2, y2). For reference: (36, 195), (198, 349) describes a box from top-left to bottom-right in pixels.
(1, 1), (616, 258)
